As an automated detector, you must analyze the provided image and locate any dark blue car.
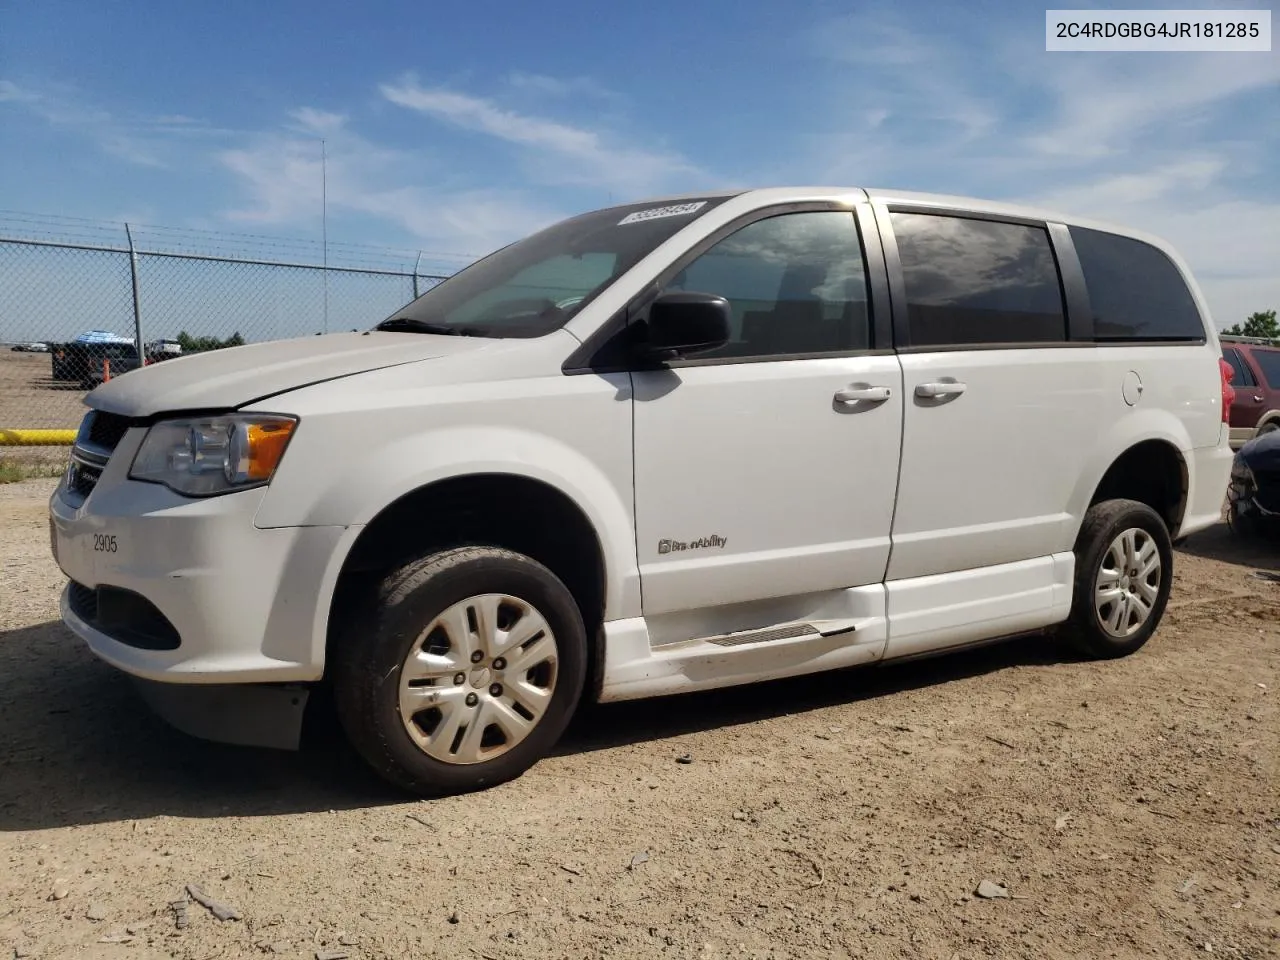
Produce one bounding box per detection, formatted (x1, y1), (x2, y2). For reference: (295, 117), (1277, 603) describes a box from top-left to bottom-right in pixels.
(1228, 429), (1280, 537)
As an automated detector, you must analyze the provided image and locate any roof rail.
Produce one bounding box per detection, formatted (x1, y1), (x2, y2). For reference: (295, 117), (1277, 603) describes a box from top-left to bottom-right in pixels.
(1219, 333), (1280, 346)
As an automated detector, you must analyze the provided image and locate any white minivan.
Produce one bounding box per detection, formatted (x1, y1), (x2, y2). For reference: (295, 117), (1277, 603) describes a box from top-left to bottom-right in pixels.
(50, 187), (1235, 795)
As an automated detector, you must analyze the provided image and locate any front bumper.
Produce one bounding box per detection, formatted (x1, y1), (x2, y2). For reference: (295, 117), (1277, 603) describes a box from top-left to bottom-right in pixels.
(49, 429), (355, 685)
(1229, 472), (1280, 523)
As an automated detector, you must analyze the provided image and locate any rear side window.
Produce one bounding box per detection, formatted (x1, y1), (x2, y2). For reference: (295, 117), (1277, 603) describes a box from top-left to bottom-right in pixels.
(890, 213), (1066, 347)
(1252, 348), (1280, 387)
(1068, 226), (1205, 341)
(1223, 348), (1256, 387)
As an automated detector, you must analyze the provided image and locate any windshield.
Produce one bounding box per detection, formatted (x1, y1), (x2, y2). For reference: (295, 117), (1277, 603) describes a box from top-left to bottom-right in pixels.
(377, 196), (733, 337)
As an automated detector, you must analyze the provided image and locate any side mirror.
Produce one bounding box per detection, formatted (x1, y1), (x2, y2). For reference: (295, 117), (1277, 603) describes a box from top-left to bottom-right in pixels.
(642, 291), (731, 359)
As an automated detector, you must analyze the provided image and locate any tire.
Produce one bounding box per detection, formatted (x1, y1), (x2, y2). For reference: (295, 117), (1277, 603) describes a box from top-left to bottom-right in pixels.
(331, 546), (588, 796)
(1060, 499), (1174, 660)
(1258, 422), (1279, 437)
(1227, 499), (1259, 539)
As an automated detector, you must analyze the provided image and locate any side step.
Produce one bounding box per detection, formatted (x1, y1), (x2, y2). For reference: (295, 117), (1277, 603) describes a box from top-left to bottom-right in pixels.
(598, 599), (888, 703)
(701, 618), (858, 648)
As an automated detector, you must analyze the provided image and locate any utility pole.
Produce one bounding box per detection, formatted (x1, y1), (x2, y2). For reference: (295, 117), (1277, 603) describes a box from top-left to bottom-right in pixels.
(321, 138), (329, 334)
(124, 223), (144, 363)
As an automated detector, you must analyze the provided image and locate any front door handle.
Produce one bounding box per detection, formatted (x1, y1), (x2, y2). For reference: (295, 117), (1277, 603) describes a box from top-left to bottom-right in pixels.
(834, 384), (893, 404)
(915, 380), (967, 399)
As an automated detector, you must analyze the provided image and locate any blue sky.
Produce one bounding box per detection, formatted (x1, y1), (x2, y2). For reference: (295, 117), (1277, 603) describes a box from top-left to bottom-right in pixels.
(1, 0), (1277, 328)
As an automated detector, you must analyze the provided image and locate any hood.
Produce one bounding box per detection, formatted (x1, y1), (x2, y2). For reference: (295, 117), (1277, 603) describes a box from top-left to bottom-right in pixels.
(1240, 429), (1280, 471)
(86, 331), (494, 417)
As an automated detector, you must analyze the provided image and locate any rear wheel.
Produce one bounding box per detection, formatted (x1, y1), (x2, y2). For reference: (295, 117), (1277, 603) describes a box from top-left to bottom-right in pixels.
(1061, 499), (1173, 659)
(332, 546), (588, 796)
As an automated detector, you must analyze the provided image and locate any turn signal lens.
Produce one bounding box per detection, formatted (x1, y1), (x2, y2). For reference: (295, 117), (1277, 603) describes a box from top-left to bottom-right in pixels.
(224, 418), (297, 485)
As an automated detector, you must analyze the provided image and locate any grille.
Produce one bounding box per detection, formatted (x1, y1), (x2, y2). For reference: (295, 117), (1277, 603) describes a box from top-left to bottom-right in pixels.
(85, 411), (131, 451)
(67, 461), (102, 499)
(67, 410), (133, 501)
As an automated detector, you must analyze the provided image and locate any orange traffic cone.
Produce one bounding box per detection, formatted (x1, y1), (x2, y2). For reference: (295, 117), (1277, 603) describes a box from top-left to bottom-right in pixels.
(103, 357), (111, 382)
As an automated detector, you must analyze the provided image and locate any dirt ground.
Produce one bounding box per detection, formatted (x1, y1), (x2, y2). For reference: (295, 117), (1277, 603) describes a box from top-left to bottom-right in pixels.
(0, 351), (88, 479)
(0, 351), (89, 432)
(0, 477), (1277, 960)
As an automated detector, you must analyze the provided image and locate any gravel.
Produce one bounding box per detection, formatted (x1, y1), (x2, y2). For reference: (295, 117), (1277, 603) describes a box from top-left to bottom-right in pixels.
(2, 480), (1277, 958)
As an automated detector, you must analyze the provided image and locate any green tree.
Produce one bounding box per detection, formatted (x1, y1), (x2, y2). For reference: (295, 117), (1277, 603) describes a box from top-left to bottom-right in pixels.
(1224, 310), (1279, 341)
(175, 331), (245, 353)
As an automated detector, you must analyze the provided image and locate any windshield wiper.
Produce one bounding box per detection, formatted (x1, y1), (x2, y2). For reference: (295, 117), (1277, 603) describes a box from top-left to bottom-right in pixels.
(376, 317), (487, 337)
(377, 317), (460, 335)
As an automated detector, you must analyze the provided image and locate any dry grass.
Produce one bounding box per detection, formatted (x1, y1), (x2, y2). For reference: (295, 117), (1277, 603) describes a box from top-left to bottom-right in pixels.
(0, 456), (65, 484)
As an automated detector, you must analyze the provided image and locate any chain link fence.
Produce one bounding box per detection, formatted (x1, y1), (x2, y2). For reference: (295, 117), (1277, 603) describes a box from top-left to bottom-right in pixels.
(0, 216), (455, 449)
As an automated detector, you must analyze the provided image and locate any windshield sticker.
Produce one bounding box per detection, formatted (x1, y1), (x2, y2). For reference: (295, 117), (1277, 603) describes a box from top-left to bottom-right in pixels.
(618, 201), (707, 225)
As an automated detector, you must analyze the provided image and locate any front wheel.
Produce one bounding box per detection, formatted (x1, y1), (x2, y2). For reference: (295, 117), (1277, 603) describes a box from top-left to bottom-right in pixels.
(1227, 498), (1260, 539)
(332, 546), (588, 796)
(1060, 499), (1174, 659)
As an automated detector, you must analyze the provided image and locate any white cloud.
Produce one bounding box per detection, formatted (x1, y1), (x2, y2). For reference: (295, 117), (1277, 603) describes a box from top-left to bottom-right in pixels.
(804, 14), (1280, 328)
(218, 72), (711, 256)
(289, 107), (347, 135)
(1025, 172), (1280, 328)
(382, 82), (597, 153)
(0, 79), (240, 168)
(99, 136), (166, 168)
(1025, 158), (1230, 213)
(1025, 54), (1280, 160)
(1017, 60), (1280, 327)
(358, 186), (561, 253)
(379, 75), (702, 194)
(5, 72), (707, 260)
(805, 15), (1000, 150)
(0, 80), (39, 103)
(507, 72), (614, 101)
(218, 110), (561, 255)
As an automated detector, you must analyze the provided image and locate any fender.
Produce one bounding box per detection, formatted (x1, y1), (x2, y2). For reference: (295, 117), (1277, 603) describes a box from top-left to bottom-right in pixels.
(257, 420), (640, 618)
(239, 330), (638, 672)
(1065, 405), (1194, 541)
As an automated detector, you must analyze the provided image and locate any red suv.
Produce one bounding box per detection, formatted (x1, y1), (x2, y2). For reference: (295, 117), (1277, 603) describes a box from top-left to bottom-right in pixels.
(1221, 336), (1280, 449)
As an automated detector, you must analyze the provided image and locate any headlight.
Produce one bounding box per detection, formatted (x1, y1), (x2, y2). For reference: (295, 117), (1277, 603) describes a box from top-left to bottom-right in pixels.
(130, 414), (297, 496)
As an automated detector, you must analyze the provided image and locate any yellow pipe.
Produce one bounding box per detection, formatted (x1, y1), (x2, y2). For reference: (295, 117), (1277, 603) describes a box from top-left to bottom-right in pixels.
(0, 429), (77, 446)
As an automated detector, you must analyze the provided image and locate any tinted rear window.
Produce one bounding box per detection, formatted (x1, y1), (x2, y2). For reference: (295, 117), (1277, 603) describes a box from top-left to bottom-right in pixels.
(1252, 348), (1280, 387)
(891, 213), (1066, 347)
(1069, 226), (1204, 341)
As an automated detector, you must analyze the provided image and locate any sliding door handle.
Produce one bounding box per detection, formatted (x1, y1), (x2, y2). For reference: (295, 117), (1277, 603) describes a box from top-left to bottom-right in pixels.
(915, 380), (967, 399)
